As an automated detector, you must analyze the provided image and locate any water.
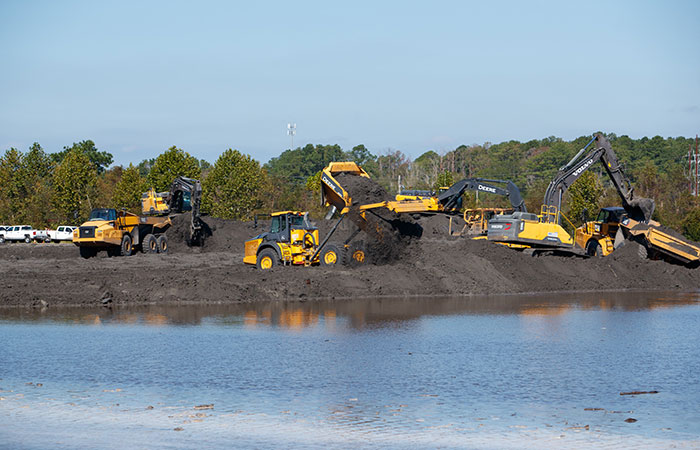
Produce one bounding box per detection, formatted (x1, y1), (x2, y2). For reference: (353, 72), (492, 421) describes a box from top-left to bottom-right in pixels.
(1, 292), (699, 449)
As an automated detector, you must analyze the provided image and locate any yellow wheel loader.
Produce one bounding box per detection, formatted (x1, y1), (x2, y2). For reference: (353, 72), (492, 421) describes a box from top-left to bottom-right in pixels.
(244, 211), (342, 270)
(73, 208), (171, 258)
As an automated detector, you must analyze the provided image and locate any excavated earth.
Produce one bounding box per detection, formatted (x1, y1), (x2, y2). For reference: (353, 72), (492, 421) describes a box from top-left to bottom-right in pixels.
(2, 175), (700, 308)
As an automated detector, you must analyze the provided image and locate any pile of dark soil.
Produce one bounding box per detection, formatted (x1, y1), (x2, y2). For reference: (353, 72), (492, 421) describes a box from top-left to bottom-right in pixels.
(334, 173), (422, 263)
(168, 213), (260, 254)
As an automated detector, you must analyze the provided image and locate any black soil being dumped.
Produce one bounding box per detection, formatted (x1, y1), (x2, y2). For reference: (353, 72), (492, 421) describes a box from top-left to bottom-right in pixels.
(333, 173), (422, 264)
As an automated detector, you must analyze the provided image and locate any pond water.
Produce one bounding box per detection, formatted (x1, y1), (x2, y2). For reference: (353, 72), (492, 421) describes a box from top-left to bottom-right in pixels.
(1, 291), (699, 449)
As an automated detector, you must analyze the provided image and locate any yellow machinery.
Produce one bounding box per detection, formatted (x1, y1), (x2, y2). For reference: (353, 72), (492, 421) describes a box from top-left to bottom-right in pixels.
(488, 134), (650, 253)
(73, 208), (171, 258)
(575, 206), (700, 265)
(574, 207), (625, 256)
(450, 208), (513, 237)
(244, 211), (342, 270)
(141, 187), (170, 214)
(141, 176), (204, 245)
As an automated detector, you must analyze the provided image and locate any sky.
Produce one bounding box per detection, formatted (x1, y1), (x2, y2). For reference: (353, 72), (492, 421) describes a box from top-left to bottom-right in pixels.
(1, 0), (699, 166)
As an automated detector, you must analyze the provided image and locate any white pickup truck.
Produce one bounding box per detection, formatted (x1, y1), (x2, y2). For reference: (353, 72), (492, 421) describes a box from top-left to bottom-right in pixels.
(0, 225), (34, 243)
(46, 226), (77, 242)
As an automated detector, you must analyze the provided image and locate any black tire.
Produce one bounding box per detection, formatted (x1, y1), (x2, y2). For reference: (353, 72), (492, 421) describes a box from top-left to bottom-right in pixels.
(45, 236), (51, 243)
(0, 236), (5, 244)
(157, 235), (168, 254)
(637, 243), (648, 260)
(79, 246), (97, 259)
(256, 248), (278, 270)
(320, 244), (340, 267)
(586, 240), (603, 257)
(24, 236), (31, 244)
(344, 241), (368, 267)
(143, 234), (158, 253)
(121, 234), (133, 256)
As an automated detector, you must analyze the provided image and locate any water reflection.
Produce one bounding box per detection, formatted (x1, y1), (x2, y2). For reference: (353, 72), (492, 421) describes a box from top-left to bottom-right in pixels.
(1, 290), (698, 330)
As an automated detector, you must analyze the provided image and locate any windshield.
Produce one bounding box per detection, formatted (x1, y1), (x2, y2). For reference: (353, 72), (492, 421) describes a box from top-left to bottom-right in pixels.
(89, 209), (117, 221)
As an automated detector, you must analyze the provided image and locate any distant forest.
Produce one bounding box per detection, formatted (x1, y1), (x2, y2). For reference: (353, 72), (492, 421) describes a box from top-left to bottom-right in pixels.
(2, 133), (699, 239)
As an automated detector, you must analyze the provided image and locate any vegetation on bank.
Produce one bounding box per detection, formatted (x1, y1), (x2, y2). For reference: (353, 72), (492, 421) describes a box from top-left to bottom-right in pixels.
(1, 134), (699, 239)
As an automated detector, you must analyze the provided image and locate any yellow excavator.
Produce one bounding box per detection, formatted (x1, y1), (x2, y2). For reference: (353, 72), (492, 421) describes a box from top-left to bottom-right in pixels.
(487, 133), (700, 265)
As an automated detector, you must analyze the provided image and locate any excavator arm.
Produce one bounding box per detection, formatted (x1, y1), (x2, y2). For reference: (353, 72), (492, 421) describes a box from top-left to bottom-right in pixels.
(142, 176), (204, 245)
(542, 134), (654, 223)
(437, 178), (526, 212)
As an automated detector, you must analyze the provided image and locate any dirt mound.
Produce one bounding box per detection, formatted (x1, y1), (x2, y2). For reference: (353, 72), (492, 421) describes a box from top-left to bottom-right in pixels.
(334, 173), (422, 263)
(0, 243), (75, 260)
(168, 213), (260, 254)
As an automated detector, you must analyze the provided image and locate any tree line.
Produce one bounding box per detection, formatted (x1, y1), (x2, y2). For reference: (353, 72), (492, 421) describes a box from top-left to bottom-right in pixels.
(1, 133), (699, 240)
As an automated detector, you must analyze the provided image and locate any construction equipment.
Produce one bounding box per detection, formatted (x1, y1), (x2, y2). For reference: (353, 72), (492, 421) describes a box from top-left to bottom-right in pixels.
(488, 133), (654, 251)
(574, 207), (626, 256)
(73, 208), (171, 258)
(575, 207), (700, 265)
(142, 176), (204, 245)
(243, 211), (341, 269)
(488, 134), (700, 265)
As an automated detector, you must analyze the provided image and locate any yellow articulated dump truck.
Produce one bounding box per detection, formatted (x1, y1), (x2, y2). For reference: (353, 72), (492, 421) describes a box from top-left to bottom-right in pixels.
(73, 208), (171, 258)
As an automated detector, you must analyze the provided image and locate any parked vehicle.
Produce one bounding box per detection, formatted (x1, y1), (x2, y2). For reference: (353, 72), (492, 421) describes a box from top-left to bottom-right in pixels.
(1, 225), (34, 243)
(32, 229), (49, 243)
(47, 226), (77, 242)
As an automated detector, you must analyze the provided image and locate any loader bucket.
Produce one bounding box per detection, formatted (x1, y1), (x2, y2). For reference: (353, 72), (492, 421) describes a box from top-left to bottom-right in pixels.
(627, 197), (655, 223)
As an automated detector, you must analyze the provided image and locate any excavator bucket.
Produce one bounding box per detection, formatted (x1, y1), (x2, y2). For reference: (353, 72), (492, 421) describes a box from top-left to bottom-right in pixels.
(320, 162), (370, 213)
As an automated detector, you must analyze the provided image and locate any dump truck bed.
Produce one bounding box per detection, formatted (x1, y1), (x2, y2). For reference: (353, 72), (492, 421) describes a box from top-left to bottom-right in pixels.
(622, 220), (700, 265)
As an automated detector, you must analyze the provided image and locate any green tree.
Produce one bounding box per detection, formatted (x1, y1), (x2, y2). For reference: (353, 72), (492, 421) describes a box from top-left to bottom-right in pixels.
(21, 143), (54, 227)
(202, 149), (265, 219)
(265, 144), (346, 182)
(567, 171), (604, 225)
(112, 164), (147, 213)
(434, 171), (455, 191)
(52, 147), (98, 223)
(0, 148), (24, 224)
(52, 140), (113, 174)
(147, 146), (202, 192)
(682, 207), (700, 241)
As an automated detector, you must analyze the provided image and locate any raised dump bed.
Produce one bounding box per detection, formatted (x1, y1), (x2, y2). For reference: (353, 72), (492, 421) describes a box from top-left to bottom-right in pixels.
(621, 218), (700, 266)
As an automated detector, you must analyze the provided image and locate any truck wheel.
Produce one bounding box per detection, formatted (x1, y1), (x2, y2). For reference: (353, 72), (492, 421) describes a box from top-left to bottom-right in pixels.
(45, 236), (51, 243)
(24, 236), (31, 244)
(586, 240), (603, 257)
(344, 241), (368, 267)
(121, 234), (133, 256)
(256, 249), (277, 270)
(79, 246), (97, 259)
(143, 234), (158, 253)
(320, 244), (340, 267)
(0, 236), (4, 244)
(157, 235), (168, 254)
(637, 243), (649, 260)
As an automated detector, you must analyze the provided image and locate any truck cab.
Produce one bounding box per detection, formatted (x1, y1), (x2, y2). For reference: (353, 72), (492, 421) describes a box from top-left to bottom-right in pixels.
(574, 206), (627, 256)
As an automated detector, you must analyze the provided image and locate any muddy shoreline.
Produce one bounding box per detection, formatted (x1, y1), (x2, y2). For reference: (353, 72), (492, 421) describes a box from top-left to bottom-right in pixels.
(2, 220), (699, 309)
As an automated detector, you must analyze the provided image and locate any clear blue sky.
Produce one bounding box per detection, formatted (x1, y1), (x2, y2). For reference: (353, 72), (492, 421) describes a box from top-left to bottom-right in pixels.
(1, 0), (698, 166)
